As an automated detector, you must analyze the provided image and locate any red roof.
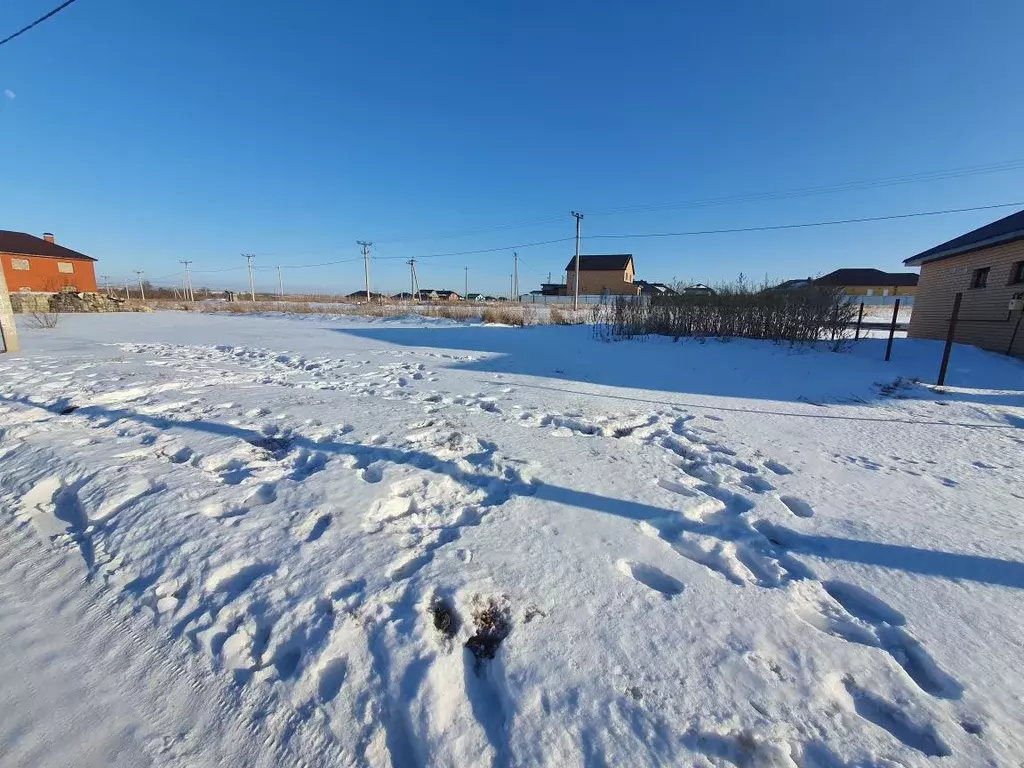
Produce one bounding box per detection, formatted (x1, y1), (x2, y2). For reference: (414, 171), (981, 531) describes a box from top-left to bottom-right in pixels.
(0, 230), (96, 261)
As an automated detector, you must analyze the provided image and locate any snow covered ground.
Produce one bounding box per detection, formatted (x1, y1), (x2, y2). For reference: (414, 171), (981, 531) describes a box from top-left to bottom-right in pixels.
(1, 311), (1022, 767)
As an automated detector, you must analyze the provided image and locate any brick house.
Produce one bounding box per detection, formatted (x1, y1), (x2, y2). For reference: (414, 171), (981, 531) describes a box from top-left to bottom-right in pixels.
(564, 254), (638, 296)
(0, 230), (98, 293)
(813, 268), (918, 298)
(903, 209), (1024, 356)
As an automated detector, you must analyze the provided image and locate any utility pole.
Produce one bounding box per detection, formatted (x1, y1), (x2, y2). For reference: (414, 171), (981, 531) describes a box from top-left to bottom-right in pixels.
(101, 274), (111, 296)
(513, 252), (519, 302)
(124, 280), (131, 300)
(134, 270), (146, 301)
(571, 211), (584, 312)
(407, 258), (419, 300)
(464, 266), (469, 299)
(243, 254), (255, 301)
(509, 274), (513, 302)
(277, 265), (284, 299)
(180, 261), (194, 301)
(357, 241), (372, 301)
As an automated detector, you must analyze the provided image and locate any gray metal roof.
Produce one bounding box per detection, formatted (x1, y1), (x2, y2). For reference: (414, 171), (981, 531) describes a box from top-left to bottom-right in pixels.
(904, 209), (1024, 266)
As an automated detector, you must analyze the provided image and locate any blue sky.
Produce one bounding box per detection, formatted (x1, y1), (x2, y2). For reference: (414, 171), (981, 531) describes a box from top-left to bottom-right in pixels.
(2, 1), (1023, 295)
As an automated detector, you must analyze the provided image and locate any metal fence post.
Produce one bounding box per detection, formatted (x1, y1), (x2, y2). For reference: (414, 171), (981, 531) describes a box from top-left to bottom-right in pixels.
(855, 301), (864, 340)
(937, 292), (963, 386)
(884, 298), (900, 361)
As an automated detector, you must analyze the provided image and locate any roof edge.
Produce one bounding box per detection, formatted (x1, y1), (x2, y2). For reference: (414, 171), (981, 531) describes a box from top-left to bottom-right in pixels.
(0, 249), (97, 262)
(904, 230), (1024, 266)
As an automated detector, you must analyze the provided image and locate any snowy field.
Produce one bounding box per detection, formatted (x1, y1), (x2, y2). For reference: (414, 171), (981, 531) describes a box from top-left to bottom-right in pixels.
(1, 311), (1022, 768)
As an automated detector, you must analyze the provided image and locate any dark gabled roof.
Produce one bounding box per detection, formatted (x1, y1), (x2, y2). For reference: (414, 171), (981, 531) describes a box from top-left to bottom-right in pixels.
(0, 230), (95, 261)
(814, 268), (918, 287)
(563, 254), (633, 272)
(904, 209), (1024, 266)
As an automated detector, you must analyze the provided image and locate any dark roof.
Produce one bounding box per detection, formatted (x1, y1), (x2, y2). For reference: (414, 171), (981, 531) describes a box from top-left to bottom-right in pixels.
(770, 278), (813, 290)
(0, 230), (95, 261)
(904, 208), (1024, 266)
(814, 269), (918, 288)
(635, 280), (676, 295)
(563, 254), (633, 272)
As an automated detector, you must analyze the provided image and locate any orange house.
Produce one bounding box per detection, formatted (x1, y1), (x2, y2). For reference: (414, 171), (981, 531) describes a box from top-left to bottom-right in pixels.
(0, 230), (98, 293)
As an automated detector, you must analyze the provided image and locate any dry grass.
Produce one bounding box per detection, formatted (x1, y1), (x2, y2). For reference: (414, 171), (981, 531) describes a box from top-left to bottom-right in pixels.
(548, 306), (586, 325)
(482, 306), (527, 326)
(143, 298), (545, 325)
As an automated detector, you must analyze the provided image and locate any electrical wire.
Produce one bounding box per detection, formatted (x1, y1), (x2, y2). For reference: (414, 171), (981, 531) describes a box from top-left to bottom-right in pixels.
(585, 201), (1024, 241)
(585, 159), (1024, 218)
(124, 199), (1024, 285)
(0, 0), (80, 48)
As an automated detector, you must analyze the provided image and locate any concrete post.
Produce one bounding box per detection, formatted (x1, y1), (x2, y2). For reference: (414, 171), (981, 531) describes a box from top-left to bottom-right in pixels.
(0, 264), (21, 353)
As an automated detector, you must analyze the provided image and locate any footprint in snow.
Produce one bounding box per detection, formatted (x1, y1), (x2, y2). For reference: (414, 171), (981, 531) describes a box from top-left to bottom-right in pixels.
(779, 495), (814, 518)
(616, 559), (685, 597)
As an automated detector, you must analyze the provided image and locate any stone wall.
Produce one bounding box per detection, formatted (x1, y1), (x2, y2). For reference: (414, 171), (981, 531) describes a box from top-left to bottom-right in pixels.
(9, 291), (152, 314)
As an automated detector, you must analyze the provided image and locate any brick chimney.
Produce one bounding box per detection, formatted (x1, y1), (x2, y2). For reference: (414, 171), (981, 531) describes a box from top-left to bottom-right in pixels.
(43, 233), (54, 243)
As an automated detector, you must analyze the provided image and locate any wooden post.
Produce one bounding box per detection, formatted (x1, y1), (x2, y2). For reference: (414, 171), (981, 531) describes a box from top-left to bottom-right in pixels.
(937, 292), (963, 386)
(854, 301), (864, 340)
(884, 298), (901, 361)
(0, 263), (21, 354)
(1007, 298), (1023, 356)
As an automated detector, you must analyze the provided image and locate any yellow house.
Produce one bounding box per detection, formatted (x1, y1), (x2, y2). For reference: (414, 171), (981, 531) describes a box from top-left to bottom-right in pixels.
(564, 254), (638, 296)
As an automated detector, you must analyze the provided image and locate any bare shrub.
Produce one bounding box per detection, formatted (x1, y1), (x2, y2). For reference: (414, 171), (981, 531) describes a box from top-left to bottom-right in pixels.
(27, 309), (60, 329)
(595, 283), (856, 348)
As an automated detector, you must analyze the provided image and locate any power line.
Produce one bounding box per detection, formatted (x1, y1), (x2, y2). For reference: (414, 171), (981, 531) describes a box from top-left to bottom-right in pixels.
(115, 200), (1024, 289)
(585, 201), (1024, 241)
(0, 0), (80, 48)
(253, 158), (1024, 253)
(375, 236), (575, 262)
(586, 159), (1024, 218)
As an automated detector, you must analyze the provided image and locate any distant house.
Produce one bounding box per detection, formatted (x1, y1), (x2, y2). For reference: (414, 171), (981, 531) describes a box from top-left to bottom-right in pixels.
(540, 282), (567, 296)
(465, 292), (487, 301)
(0, 230), (98, 293)
(415, 289), (461, 301)
(813, 269), (918, 298)
(768, 278), (813, 291)
(903, 208), (1024, 356)
(564, 254), (638, 296)
(345, 290), (385, 300)
(392, 291), (415, 300)
(681, 283), (715, 296)
(634, 280), (676, 296)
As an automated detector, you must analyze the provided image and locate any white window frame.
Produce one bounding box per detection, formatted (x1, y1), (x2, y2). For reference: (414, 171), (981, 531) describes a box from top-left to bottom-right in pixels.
(10, 258), (30, 271)
(57, 261), (75, 274)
